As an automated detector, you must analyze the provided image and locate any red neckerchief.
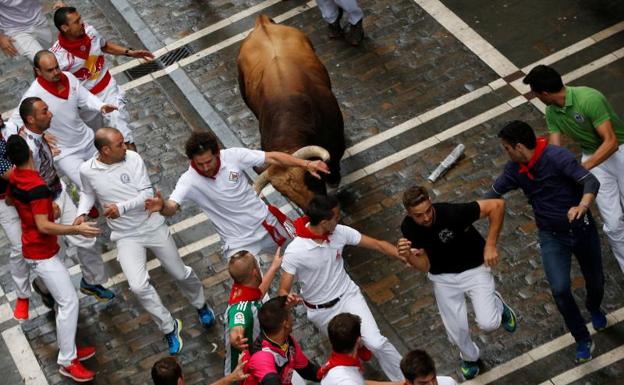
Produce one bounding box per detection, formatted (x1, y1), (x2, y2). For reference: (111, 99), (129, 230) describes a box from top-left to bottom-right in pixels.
(57, 31), (91, 60)
(228, 283), (262, 305)
(294, 216), (330, 242)
(317, 347), (372, 379)
(518, 137), (548, 181)
(37, 73), (70, 100)
(190, 157), (221, 179)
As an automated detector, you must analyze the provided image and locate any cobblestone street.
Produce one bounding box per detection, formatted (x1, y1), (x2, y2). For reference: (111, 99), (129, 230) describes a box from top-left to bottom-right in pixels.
(0, 0), (623, 384)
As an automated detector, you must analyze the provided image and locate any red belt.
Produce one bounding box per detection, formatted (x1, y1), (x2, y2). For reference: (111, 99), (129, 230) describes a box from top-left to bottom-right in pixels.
(262, 204), (293, 247)
(89, 70), (111, 95)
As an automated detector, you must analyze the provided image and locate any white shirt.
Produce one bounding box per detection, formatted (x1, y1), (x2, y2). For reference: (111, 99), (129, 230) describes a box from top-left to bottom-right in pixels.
(10, 72), (105, 160)
(0, 0), (45, 34)
(321, 366), (364, 385)
(51, 23), (110, 91)
(169, 147), (269, 250)
(78, 150), (164, 241)
(437, 376), (458, 385)
(282, 224), (362, 304)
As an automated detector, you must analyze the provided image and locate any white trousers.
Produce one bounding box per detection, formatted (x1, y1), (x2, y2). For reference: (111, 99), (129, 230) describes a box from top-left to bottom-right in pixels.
(583, 145), (624, 272)
(55, 145), (98, 189)
(79, 79), (133, 143)
(55, 188), (107, 285)
(0, 199), (31, 298)
(6, 22), (52, 62)
(306, 284), (403, 381)
(429, 265), (503, 362)
(116, 223), (205, 334)
(26, 255), (78, 366)
(315, 0), (364, 25)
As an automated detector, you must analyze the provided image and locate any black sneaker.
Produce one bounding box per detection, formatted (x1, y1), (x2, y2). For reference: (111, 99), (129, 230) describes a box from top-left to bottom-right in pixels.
(327, 7), (343, 38)
(344, 19), (364, 46)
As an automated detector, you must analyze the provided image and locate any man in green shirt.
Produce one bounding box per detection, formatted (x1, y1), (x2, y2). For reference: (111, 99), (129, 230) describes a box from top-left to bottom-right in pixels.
(524, 64), (624, 273)
(224, 248), (282, 377)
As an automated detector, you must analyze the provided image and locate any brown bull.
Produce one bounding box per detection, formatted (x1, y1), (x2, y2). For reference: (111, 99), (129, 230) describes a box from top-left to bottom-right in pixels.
(237, 14), (345, 209)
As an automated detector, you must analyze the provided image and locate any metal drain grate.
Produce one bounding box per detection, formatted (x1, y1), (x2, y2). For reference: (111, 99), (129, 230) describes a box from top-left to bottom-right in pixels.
(125, 44), (194, 80)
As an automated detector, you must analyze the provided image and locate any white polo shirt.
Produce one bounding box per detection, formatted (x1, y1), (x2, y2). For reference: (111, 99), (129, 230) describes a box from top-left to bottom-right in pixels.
(169, 147), (269, 250)
(320, 366), (363, 385)
(78, 150), (164, 241)
(10, 72), (104, 160)
(282, 224), (362, 305)
(437, 376), (458, 385)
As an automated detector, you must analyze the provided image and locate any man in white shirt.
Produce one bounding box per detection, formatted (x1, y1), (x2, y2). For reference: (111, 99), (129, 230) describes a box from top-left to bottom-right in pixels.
(8, 97), (114, 309)
(278, 194), (406, 381)
(0, 0), (63, 61)
(319, 313), (398, 385)
(144, 131), (329, 261)
(400, 350), (458, 385)
(10, 50), (117, 189)
(51, 6), (154, 149)
(76, 127), (215, 355)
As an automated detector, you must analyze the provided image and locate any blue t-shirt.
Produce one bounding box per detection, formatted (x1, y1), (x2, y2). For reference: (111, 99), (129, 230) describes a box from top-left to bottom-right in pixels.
(492, 145), (591, 232)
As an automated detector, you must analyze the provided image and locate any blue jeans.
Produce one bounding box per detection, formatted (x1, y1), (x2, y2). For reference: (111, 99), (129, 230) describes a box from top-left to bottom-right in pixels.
(538, 219), (604, 342)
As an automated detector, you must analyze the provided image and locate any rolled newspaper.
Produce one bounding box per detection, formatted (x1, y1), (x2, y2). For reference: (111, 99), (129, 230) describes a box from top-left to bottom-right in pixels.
(427, 144), (465, 183)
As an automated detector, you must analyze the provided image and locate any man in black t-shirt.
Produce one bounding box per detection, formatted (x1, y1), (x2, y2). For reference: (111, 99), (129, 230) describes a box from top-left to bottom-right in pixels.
(397, 185), (517, 380)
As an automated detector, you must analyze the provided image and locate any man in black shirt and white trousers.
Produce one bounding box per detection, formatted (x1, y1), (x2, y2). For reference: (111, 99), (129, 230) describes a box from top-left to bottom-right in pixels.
(397, 185), (518, 380)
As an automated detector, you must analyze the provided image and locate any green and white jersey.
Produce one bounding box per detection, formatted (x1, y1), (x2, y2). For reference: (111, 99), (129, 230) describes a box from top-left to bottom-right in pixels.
(224, 299), (262, 374)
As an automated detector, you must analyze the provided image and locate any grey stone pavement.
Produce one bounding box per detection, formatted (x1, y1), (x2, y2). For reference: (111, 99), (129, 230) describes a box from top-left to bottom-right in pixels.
(0, 0), (623, 384)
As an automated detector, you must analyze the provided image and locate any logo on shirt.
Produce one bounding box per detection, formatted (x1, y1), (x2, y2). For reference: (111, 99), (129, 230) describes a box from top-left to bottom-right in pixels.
(438, 229), (455, 243)
(573, 112), (585, 123)
(229, 171), (239, 182)
(120, 173), (131, 184)
(336, 251), (342, 260)
(234, 312), (245, 325)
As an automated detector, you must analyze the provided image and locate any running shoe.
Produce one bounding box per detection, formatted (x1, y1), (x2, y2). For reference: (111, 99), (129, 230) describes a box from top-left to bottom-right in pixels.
(198, 304), (215, 328)
(13, 297), (29, 321)
(165, 319), (183, 355)
(59, 359), (95, 382)
(495, 291), (518, 333)
(575, 338), (594, 364)
(80, 278), (115, 302)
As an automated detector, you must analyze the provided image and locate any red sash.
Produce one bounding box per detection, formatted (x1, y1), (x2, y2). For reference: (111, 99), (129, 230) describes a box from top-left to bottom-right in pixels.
(317, 347), (372, 379)
(294, 216), (330, 242)
(262, 205), (293, 246)
(518, 137), (548, 180)
(229, 283), (262, 305)
(37, 73), (70, 100)
(89, 70), (111, 95)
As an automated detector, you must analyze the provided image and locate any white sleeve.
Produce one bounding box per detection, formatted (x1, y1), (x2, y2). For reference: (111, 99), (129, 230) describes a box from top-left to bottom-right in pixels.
(281, 249), (298, 275)
(226, 148), (266, 169)
(336, 225), (362, 246)
(74, 74), (105, 112)
(77, 166), (96, 216)
(169, 174), (191, 206)
(117, 152), (154, 215)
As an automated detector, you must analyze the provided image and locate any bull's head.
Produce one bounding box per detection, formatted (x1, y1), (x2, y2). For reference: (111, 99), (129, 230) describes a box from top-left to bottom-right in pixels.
(253, 145), (330, 210)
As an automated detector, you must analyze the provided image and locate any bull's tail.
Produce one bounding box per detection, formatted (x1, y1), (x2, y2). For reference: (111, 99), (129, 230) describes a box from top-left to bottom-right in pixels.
(255, 14), (275, 28)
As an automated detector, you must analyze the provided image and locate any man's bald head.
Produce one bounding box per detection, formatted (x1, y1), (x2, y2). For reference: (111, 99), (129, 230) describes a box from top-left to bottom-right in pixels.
(228, 251), (259, 285)
(94, 127), (121, 152)
(33, 51), (62, 83)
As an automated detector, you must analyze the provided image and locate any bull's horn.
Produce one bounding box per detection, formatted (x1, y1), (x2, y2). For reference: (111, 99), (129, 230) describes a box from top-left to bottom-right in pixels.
(253, 169), (271, 195)
(291, 145), (330, 161)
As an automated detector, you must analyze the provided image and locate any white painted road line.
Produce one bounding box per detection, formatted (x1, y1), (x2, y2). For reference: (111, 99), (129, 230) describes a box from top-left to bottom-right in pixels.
(2, 325), (49, 385)
(464, 309), (624, 385)
(340, 49), (623, 187)
(538, 344), (624, 385)
(413, 0), (518, 78)
(109, 0), (284, 76)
